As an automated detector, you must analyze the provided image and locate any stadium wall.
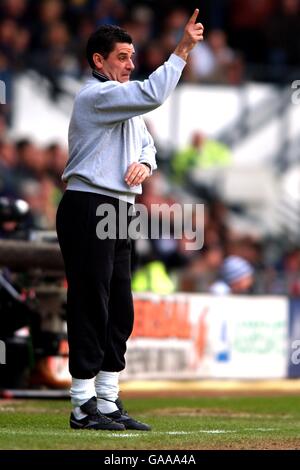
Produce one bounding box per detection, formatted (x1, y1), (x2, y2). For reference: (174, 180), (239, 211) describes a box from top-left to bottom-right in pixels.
(119, 293), (299, 380)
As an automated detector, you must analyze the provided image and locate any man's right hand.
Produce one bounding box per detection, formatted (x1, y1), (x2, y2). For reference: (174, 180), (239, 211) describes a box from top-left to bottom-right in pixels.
(174, 8), (204, 61)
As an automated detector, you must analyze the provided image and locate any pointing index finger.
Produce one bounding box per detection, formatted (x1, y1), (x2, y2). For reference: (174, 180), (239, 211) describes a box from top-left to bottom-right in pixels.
(188, 8), (199, 25)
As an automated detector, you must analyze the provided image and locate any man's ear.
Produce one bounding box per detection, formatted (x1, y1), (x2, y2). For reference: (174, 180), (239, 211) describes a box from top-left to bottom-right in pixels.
(93, 53), (104, 70)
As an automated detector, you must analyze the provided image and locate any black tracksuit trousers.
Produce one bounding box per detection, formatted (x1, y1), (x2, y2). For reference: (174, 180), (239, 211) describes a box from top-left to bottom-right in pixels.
(56, 190), (134, 379)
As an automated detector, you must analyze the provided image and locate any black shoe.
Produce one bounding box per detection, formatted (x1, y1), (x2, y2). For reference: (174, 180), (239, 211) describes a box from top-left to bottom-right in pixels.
(102, 397), (151, 431)
(70, 397), (125, 431)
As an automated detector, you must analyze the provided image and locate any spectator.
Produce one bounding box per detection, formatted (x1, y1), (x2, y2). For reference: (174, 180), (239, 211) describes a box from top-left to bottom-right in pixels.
(210, 255), (254, 295)
(14, 139), (48, 184)
(93, 0), (126, 27)
(265, 0), (300, 71)
(0, 51), (13, 124)
(0, 115), (8, 139)
(45, 142), (68, 191)
(138, 40), (168, 79)
(187, 29), (241, 84)
(0, 0), (28, 22)
(180, 244), (224, 292)
(171, 131), (232, 183)
(0, 140), (19, 197)
(19, 176), (57, 229)
(161, 6), (189, 51)
(132, 260), (176, 295)
(228, 0), (276, 62)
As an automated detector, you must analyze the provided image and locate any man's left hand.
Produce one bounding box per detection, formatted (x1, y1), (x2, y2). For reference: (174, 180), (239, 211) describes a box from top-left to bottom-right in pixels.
(124, 163), (150, 187)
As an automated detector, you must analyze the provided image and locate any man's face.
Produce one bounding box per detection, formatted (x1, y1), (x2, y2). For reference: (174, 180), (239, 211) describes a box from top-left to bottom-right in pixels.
(98, 42), (135, 83)
(231, 275), (253, 293)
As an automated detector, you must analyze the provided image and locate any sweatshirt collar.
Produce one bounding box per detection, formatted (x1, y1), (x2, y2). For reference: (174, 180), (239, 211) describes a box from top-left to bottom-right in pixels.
(92, 70), (110, 82)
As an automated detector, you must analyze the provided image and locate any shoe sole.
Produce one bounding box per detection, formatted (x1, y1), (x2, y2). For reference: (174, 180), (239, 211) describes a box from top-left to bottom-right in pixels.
(70, 420), (125, 431)
(123, 424), (151, 431)
(115, 418), (151, 431)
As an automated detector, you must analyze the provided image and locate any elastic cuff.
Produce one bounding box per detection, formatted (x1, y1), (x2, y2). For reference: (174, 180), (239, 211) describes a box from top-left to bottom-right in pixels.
(169, 53), (187, 69)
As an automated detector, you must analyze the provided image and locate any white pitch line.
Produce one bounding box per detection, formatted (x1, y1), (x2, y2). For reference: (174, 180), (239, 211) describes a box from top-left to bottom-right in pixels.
(0, 429), (237, 438)
(197, 430), (236, 434)
(1, 427), (290, 438)
(165, 430), (236, 435)
(244, 428), (278, 432)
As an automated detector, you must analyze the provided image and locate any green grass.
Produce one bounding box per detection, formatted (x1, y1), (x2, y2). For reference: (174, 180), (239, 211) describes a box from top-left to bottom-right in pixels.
(1, 396), (300, 449)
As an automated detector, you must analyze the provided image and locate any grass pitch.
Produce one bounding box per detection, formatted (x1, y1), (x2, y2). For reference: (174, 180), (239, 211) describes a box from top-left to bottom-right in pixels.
(1, 395), (300, 450)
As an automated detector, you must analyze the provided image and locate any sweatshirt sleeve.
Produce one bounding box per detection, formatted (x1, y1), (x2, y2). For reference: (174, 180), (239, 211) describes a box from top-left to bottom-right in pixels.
(93, 54), (186, 124)
(138, 120), (157, 174)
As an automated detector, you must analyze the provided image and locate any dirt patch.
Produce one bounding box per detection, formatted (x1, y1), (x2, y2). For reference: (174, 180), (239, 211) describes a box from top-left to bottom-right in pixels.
(122, 389), (300, 399)
(139, 439), (300, 450)
(150, 407), (281, 419)
(195, 439), (300, 450)
(0, 400), (63, 414)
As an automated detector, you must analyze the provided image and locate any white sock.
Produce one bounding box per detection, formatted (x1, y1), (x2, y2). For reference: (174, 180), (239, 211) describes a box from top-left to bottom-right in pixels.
(70, 377), (95, 409)
(95, 371), (119, 413)
(73, 407), (89, 420)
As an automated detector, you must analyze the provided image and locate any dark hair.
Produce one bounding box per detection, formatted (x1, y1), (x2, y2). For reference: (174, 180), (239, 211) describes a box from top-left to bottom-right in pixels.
(86, 25), (132, 69)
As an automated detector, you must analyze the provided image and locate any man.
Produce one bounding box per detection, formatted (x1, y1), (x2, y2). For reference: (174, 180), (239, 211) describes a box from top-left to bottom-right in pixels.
(56, 10), (204, 431)
(210, 255), (254, 295)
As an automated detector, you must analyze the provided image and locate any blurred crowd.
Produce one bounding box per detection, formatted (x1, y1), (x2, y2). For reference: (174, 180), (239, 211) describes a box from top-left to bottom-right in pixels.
(133, 169), (300, 297)
(0, 0), (300, 297)
(0, 0), (300, 102)
(0, 120), (65, 229)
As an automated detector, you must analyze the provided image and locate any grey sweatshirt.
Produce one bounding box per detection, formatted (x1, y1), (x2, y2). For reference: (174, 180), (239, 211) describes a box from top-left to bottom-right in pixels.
(63, 53), (186, 203)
